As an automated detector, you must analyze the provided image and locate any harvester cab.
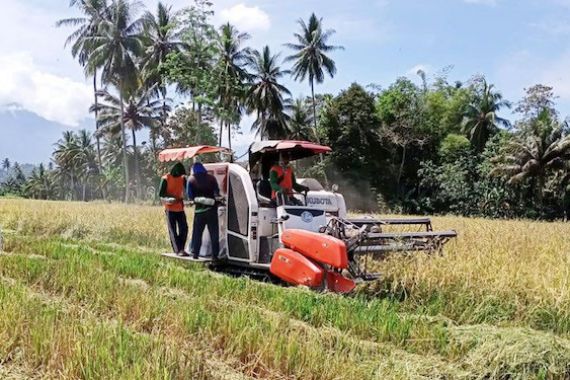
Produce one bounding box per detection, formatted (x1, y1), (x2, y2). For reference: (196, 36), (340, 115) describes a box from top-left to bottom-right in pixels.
(249, 140), (336, 226)
(159, 141), (457, 294)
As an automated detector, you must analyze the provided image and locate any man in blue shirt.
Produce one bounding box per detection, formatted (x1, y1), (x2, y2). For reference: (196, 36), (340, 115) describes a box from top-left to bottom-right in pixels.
(186, 162), (220, 260)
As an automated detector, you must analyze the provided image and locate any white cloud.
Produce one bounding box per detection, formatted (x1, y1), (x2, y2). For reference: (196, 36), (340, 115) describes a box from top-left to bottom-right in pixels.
(0, 0), (80, 78)
(551, 0), (570, 8)
(232, 113), (259, 156)
(494, 49), (570, 114)
(464, 0), (497, 5)
(407, 64), (432, 76)
(218, 3), (271, 32)
(328, 16), (393, 45)
(538, 53), (570, 98)
(529, 19), (570, 36)
(0, 52), (92, 126)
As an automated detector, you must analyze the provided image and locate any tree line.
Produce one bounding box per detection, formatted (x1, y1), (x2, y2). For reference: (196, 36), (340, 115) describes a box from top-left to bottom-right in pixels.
(1, 0), (570, 219)
(315, 79), (570, 219)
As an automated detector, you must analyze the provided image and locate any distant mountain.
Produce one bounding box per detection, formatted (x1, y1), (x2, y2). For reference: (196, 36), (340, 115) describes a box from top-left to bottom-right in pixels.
(0, 109), (94, 165)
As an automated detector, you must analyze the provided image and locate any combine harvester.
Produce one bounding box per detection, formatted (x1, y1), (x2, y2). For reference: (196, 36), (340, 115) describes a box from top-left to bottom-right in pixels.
(160, 141), (457, 293)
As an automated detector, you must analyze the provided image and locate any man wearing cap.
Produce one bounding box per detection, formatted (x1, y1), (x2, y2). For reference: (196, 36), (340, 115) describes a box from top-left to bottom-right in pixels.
(269, 152), (309, 205)
(159, 162), (189, 256)
(187, 162), (220, 260)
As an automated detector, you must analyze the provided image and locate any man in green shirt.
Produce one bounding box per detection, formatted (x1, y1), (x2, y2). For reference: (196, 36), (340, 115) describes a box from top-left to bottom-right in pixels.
(269, 152), (309, 206)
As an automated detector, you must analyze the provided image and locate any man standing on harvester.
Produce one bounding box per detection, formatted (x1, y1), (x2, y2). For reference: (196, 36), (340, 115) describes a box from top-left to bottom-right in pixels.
(187, 162), (220, 260)
(159, 162), (189, 256)
(270, 152), (309, 205)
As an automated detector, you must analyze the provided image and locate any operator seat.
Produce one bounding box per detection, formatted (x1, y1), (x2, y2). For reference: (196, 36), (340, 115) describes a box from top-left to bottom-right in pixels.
(256, 179), (274, 207)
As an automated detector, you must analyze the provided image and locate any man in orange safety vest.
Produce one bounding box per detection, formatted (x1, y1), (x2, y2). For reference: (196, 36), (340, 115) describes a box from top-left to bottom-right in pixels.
(269, 152), (309, 205)
(159, 162), (189, 256)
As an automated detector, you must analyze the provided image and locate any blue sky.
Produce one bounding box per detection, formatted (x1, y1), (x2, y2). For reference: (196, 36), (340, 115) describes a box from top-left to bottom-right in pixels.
(2, 0), (570, 163)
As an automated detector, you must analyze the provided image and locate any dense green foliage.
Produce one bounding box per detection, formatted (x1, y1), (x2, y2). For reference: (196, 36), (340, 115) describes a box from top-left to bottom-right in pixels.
(309, 79), (570, 218)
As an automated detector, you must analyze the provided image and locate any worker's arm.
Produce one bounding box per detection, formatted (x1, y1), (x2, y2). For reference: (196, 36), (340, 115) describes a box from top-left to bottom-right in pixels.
(269, 169), (282, 192)
(213, 178), (220, 197)
(186, 178), (194, 200)
(292, 172), (309, 193)
(158, 178), (168, 197)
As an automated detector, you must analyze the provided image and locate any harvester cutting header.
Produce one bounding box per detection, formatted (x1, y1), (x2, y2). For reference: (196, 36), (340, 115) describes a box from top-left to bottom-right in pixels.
(159, 140), (457, 293)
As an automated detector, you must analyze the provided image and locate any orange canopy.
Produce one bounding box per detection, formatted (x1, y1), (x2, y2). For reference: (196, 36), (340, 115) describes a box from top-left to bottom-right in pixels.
(158, 146), (231, 162)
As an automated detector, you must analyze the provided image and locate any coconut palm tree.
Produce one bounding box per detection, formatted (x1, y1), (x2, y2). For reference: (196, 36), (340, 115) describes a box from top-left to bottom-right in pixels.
(24, 164), (57, 200)
(141, 2), (184, 127)
(102, 131), (126, 168)
(285, 13), (342, 131)
(287, 98), (314, 140)
(215, 23), (250, 148)
(462, 79), (511, 152)
(92, 85), (166, 197)
(53, 131), (80, 200)
(492, 112), (570, 205)
(141, 2), (184, 88)
(52, 130), (98, 200)
(57, 0), (110, 170)
(85, 0), (145, 201)
(74, 129), (98, 200)
(246, 46), (291, 140)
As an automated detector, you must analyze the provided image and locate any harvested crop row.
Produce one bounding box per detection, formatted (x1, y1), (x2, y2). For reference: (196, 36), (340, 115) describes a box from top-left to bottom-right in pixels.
(0, 246), (451, 379)
(3, 236), (570, 379)
(0, 278), (214, 379)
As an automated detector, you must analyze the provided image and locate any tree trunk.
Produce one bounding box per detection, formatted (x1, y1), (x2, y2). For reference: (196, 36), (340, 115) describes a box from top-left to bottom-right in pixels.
(227, 121), (231, 150)
(119, 87), (130, 203)
(93, 70), (103, 170)
(311, 79), (318, 132)
(70, 174), (76, 201)
(162, 94), (168, 136)
(261, 112), (265, 140)
(397, 144), (407, 197)
(93, 70), (107, 200)
(151, 132), (157, 152)
(198, 103), (202, 125)
(537, 174), (545, 214)
(131, 127), (140, 200)
(219, 119), (223, 147)
(311, 79), (328, 187)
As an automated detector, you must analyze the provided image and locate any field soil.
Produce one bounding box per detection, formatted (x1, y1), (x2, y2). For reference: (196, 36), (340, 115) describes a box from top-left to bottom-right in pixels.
(1, 198), (570, 379)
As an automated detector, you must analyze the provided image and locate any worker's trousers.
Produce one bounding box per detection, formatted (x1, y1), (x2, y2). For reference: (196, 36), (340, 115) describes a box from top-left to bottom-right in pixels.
(166, 210), (188, 253)
(190, 207), (219, 259)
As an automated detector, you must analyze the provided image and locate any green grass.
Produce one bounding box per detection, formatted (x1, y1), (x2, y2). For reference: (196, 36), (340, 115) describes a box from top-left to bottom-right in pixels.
(2, 236), (570, 379)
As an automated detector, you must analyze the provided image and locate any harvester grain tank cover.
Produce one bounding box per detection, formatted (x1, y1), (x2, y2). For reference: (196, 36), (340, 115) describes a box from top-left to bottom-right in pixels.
(158, 146), (232, 162)
(248, 140), (332, 168)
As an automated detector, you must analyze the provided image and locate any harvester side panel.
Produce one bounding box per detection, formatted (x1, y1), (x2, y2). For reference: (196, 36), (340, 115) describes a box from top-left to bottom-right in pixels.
(270, 248), (324, 288)
(281, 229), (349, 269)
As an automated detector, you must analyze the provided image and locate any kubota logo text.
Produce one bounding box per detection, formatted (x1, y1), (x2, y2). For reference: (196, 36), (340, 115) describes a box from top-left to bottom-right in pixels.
(307, 197), (332, 206)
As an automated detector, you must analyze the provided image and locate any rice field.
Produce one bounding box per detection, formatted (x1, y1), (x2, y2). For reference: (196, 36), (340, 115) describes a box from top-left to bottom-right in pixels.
(1, 198), (570, 379)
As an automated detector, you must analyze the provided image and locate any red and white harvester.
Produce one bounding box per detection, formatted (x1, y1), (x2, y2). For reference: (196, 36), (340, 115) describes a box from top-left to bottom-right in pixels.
(159, 141), (457, 293)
